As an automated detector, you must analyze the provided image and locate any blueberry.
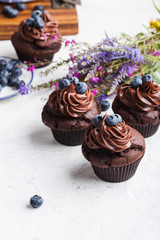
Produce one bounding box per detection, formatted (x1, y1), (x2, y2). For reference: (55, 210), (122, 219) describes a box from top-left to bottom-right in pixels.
(114, 114), (122, 124)
(100, 100), (110, 111)
(0, 75), (8, 87)
(130, 76), (143, 89)
(75, 82), (88, 94)
(30, 195), (43, 208)
(58, 79), (70, 90)
(105, 114), (119, 126)
(0, 70), (10, 79)
(7, 9), (19, 18)
(14, 80), (25, 89)
(0, 84), (2, 92)
(32, 10), (42, 19)
(26, 17), (35, 27)
(69, 76), (79, 85)
(34, 5), (44, 12)
(8, 77), (18, 87)
(0, 59), (7, 71)
(16, 3), (26, 11)
(142, 74), (154, 83)
(11, 67), (22, 78)
(2, 5), (12, 14)
(93, 114), (103, 127)
(33, 17), (45, 29)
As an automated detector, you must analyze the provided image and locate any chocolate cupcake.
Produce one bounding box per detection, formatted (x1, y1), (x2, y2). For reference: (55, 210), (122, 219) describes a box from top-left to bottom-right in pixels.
(42, 78), (101, 146)
(82, 113), (145, 182)
(112, 74), (160, 138)
(11, 10), (61, 68)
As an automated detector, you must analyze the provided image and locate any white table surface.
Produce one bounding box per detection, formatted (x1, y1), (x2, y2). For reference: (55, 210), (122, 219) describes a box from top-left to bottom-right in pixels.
(0, 0), (160, 239)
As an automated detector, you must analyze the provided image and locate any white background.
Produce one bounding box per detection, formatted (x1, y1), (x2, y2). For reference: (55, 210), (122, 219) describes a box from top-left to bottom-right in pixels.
(0, 0), (160, 240)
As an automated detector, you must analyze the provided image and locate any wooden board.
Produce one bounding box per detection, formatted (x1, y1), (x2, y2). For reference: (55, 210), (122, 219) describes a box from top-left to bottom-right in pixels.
(0, 1), (78, 40)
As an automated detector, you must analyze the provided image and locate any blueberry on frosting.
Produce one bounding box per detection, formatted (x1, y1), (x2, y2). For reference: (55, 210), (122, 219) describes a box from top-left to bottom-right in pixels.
(69, 76), (79, 85)
(31, 10), (42, 19)
(105, 114), (121, 126)
(58, 79), (70, 90)
(100, 99), (110, 111)
(114, 114), (122, 123)
(142, 74), (154, 83)
(130, 76), (143, 89)
(75, 82), (88, 94)
(93, 114), (103, 127)
(26, 18), (35, 27)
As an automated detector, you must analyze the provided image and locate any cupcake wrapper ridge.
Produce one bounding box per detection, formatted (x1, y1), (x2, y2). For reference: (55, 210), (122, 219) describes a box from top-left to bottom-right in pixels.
(51, 128), (87, 146)
(130, 122), (159, 138)
(92, 157), (143, 182)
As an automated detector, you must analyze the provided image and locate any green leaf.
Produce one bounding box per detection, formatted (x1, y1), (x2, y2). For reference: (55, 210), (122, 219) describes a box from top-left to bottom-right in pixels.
(152, 0), (160, 14)
(121, 33), (132, 40)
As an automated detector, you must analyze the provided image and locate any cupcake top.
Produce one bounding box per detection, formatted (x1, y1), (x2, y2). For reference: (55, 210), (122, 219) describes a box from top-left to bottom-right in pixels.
(48, 77), (94, 118)
(117, 74), (160, 112)
(19, 10), (61, 48)
(84, 113), (133, 152)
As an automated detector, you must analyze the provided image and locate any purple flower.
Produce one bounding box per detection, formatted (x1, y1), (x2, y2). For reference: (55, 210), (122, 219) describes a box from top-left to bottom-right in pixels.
(90, 77), (99, 83)
(18, 86), (29, 95)
(54, 82), (59, 89)
(92, 89), (98, 96)
(27, 65), (35, 72)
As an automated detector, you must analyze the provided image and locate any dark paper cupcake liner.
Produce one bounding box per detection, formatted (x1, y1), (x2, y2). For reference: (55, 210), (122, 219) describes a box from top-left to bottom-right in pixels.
(51, 128), (87, 146)
(130, 122), (159, 138)
(92, 157), (142, 182)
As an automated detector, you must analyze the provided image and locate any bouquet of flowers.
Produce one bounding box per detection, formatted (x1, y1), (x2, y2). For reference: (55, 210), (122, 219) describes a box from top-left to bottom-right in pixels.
(29, 0), (160, 99)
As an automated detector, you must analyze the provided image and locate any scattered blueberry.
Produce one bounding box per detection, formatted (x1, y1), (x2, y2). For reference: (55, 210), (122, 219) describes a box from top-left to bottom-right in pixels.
(11, 67), (22, 78)
(114, 114), (122, 124)
(130, 76), (143, 89)
(26, 17), (35, 27)
(7, 9), (19, 18)
(0, 59), (7, 71)
(34, 17), (45, 29)
(75, 82), (88, 94)
(58, 79), (70, 90)
(32, 10), (42, 19)
(142, 74), (154, 83)
(105, 114), (119, 126)
(69, 76), (79, 85)
(34, 5), (44, 12)
(30, 195), (43, 208)
(0, 84), (2, 92)
(93, 114), (103, 127)
(100, 100), (110, 111)
(16, 3), (26, 11)
(0, 76), (8, 87)
(2, 5), (12, 14)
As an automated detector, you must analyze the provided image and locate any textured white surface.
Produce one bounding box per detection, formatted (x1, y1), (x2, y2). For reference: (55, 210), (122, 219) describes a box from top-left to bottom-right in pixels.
(0, 0), (160, 240)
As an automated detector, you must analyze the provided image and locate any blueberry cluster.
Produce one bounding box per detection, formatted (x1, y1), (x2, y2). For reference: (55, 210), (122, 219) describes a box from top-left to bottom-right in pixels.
(26, 10), (44, 29)
(0, 59), (25, 92)
(130, 74), (154, 89)
(58, 77), (88, 94)
(93, 113), (122, 127)
(2, 3), (26, 18)
(30, 195), (43, 208)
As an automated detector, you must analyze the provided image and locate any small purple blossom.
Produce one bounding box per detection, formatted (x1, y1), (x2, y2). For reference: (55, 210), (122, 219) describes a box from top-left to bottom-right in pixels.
(72, 39), (76, 44)
(53, 35), (57, 40)
(27, 65), (35, 72)
(90, 77), (99, 83)
(65, 40), (70, 46)
(92, 89), (98, 96)
(18, 86), (29, 95)
(54, 82), (59, 89)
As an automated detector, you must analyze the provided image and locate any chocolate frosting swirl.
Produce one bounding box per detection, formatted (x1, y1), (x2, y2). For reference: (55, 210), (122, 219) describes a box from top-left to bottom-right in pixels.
(117, 82), (160, 112)
(19, 11), (61, 48)
(48, 83), (94, 118)
(85, 115), (132, 152)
